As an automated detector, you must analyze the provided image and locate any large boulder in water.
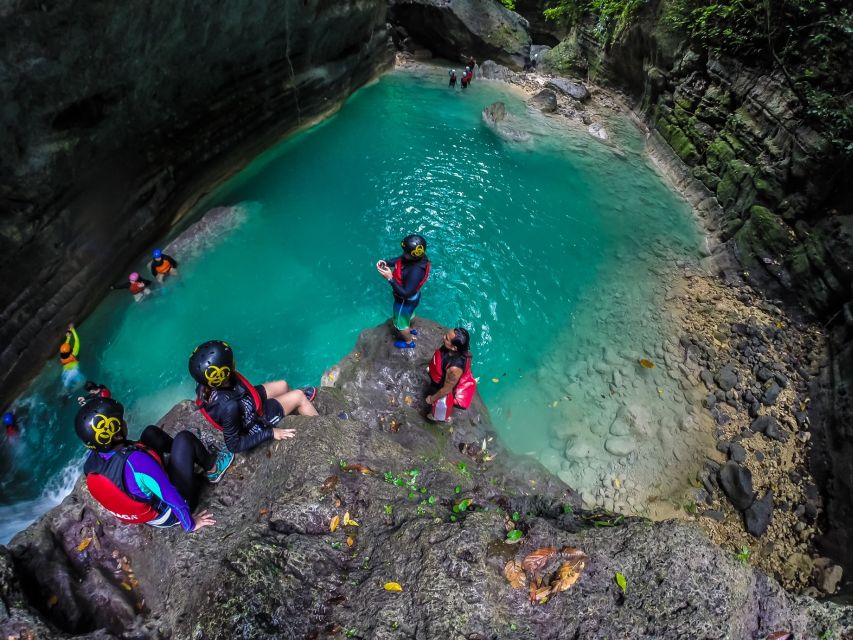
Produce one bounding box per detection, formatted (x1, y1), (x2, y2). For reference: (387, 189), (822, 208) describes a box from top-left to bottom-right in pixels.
(1, 320), (851, 638)
(482, 102), (531, 143)
(388, 0), (531, 69)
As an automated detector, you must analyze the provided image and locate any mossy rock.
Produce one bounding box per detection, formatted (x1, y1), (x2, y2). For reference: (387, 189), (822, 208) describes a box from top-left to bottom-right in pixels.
(706, 139), (736, 175)
(752, 174), (785, 207)
(663, 123), (700, 165)
(716, 159), (755, 210)
(692, 165), (721, 191)
(540, 36), (584, 75)
(736, 205), (797, 263)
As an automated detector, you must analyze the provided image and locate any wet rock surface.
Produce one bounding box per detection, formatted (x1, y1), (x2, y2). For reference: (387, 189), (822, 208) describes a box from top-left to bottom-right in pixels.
(3, 320), (851, 638)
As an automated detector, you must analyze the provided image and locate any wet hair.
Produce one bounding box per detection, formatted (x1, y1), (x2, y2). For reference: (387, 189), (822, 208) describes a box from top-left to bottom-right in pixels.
(450, 327), (470, 355)
(85, 381), (98, 392)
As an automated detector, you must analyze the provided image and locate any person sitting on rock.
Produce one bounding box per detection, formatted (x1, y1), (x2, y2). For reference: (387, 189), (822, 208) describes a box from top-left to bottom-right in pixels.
(426, 327), (476, 423)
(110, 272), (152, 302)
(190, 340), (318, 454)
(448, 68), (457, 88)
(149, 248), (179, 283)
(376, 234), (431, 349)
(76, 397), (232, 532)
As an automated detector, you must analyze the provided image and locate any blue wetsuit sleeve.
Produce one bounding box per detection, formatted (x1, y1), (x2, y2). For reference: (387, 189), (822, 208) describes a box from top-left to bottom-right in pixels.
(125, 451), (195, 531)
(220, 401), (273, 453)
(388, 261), (426, 300)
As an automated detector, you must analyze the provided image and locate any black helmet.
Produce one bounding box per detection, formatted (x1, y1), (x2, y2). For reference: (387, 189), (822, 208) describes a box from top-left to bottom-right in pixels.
(75, 398), (128, 451)
(401, 234), (427, 259)
(189, 340), (234, 388)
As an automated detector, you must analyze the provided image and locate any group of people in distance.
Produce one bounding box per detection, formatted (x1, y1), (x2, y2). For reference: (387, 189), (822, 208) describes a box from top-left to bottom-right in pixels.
(448, 56), (476, 89)
(110, 248), (179, 302)
(71, 234), (477, 534)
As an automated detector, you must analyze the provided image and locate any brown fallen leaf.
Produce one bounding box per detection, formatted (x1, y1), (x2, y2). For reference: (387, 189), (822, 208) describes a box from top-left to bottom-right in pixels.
(503, 560), (527, 589)
(766, 633), (792, 640)
(529, 583), (552, 604)
(77, 537), (93, 552)
(403, 395), (413, 406)
(390, 419), (400, 433)
(342, 464), (376, 476)
(522, 547), (558, 574)
(330, 515), (340, 532)
(320, 475), (339, 494)
(335, 498), (343, 508)
(551, 560), (586, 592)
(346, 536), (354, 547)
(259, 508), (270, 516)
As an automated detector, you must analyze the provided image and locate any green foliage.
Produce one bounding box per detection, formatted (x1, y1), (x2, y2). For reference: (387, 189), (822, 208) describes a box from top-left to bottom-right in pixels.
(506, 529), (524, 541)
(544, 0), (647, 44)
(499, 0), (517, 9)
(662, 0), (853, 151)
(615, 571), (628, 593)
(736, 545), (750, 564)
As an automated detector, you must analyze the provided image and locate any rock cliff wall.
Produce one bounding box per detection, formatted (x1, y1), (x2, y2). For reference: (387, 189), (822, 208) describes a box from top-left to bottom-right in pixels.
(2, 321), (851, 638)
(0, 0), (393, 407)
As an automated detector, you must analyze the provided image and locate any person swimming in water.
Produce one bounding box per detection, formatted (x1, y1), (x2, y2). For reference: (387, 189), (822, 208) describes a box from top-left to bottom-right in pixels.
(76, 397), (232, 532)
(376, 234), (431, 349)
(460, 67), (471, 89)
(59, 323), (83, 388)
(111, 272), (152, 302)
(149, 248), (179, 283)
(77, 380), (112, 406)
(3, 411), (16, 437)
(190, 340), (319, 454)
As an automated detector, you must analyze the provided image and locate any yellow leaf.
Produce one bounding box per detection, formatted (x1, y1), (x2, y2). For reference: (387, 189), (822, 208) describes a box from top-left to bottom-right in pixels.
(384, 582), (403, 591)
(330, 515), (340, 532)
(77, 537), (93, 552)
(491, 378), (500, 383)
(639, 358), (655, 369)
(404, 395), (413, 406)
(120, 581), (133, 591)
(344, 512), (359, 527)
(346, 536), (354, 547)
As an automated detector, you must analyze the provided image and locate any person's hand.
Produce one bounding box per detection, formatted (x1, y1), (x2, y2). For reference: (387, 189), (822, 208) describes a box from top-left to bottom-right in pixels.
(272, 428), (297, 440)
(376, 261), (392, 280)
(425, 395), (434, 405)
(192, 510), (216, 531)
(67, 323), (75, 330)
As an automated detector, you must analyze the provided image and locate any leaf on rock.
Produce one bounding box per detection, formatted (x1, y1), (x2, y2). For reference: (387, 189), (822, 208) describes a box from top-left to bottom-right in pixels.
(560, 546), (587, 562)
(330, 515), (340, 532)
(342, 464), (376, 476)
(615, 571), (627, 594)
(639, 358), (656, 369)
(346, 536), (354, 547)
(259, 508), (270, 516)
(551, 560), (586, 592)
(522, 547), (557, 574)
(403, 395), (413, 406)
(384, 582), (403, 592)
(529, 584), (552, 604)
(504, 560), (527, 589)
(77, 537), (93, 552)
(506, 529), (524, 543)
(320, 475), (339, 493)
(343, 512), (359, 527)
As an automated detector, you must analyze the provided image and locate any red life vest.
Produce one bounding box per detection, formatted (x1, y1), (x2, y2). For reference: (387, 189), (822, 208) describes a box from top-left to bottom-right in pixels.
(392, 258), (431, 294)
(428, 349), (477, 410)
(196, 371), (263, 431)
(84, 444), (164, 524)
(129, 281), (145, 295)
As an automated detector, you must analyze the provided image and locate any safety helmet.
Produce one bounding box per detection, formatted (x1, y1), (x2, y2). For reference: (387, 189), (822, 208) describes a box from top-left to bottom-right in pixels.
(189, 340), (234, 388)
(401, 234), (427, 259)
(60, 342), (72, 355)
(129, 272), (139, 282)
(2, 412), (13, 426)
(75, 398), (128, 451)
(152, 248), (163, 260)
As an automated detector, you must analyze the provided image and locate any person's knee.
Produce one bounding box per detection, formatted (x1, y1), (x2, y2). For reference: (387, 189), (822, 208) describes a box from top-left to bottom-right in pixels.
(171, 430), (195, 454)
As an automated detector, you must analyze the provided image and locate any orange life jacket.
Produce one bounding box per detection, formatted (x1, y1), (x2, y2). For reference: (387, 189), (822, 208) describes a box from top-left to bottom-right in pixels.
(154, 259), (172, 274)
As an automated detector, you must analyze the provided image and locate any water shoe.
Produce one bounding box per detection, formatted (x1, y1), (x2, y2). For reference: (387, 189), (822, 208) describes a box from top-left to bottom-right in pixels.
(207, 449), (235, 484)
(302, 386), (317, 402)
(410, 329), (418, 336)
(394, 340), (416, 349)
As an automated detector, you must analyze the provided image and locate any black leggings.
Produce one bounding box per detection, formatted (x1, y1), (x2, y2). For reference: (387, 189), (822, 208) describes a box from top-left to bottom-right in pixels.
(140, 426), (214, 509)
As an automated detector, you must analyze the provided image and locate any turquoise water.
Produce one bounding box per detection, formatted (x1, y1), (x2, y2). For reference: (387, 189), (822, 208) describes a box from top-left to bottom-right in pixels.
(0, 68), (703, 540)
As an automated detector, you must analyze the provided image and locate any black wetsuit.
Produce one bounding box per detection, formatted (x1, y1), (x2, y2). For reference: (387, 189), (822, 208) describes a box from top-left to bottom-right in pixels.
(384, 255), (430, 303)
(197, 379), (285, 453)
(449, 74), (457, 87)
(111, 277), (152, 290)
(150, 254), (179, 277)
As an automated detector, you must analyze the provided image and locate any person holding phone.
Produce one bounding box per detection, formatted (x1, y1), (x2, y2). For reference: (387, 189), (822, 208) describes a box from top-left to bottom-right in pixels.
(376, 234), (431, 349)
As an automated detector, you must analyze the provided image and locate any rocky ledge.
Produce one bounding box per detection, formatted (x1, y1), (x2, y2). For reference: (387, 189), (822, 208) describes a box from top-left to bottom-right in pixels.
(2, 320), (851, 639)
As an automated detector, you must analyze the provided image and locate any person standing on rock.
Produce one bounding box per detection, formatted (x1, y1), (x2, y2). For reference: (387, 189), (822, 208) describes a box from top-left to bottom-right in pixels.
(149, 248), (179, 283)
(190, 340), (318, 454)
(426, 327), (476, 423)
(376, 234), (431, 349)
(75, 397), (231, 532)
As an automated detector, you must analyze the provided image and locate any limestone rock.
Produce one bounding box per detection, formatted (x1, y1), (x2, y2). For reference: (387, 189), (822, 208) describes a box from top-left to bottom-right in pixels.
(604, 435), (636, 456)
(546, 77), (589, 101)
(529, 89), (557, 112)
(719, 461), (755, 511)
(479, 59), (511, 81)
